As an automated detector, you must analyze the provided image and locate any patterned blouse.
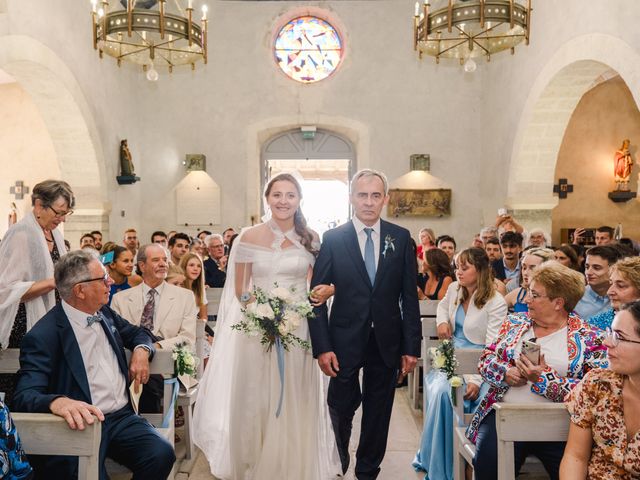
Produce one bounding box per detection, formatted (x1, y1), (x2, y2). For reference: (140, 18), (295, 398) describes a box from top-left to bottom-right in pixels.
(0, 401), (33, 479)
(566, 369), (640, 479)
(465, 312), (609, 443)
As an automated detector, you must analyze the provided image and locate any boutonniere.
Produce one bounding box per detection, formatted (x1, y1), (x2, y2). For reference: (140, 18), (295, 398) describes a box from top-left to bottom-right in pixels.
(382, 234), (396, 258)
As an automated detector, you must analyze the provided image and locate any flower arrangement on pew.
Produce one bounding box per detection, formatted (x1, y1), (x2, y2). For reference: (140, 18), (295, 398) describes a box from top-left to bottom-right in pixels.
(430, 339), (463, 405)
(173, 343), (199, 378)
(232, 284), (312, 352)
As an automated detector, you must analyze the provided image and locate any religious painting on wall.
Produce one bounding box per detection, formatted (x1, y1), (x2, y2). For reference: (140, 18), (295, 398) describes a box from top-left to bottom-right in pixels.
(387, 189), (452, 217)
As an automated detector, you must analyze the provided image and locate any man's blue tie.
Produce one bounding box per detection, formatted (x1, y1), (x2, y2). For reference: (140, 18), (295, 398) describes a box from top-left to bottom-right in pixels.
(86, 314), (102, 327)
(364, 227), (376, 285)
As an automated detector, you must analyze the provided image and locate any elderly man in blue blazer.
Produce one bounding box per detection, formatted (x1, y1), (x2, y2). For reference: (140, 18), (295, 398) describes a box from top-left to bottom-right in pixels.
(13, 250), (175, 480)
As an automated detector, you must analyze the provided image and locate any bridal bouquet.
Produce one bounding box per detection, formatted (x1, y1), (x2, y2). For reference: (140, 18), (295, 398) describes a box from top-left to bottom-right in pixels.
(430, 339), (463, 405)
(232, 284), (313, 352)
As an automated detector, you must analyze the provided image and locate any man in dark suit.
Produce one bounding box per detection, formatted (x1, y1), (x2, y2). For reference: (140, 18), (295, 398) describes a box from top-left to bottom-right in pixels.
(309, 169), (421, 480)
(13, 250), (175, 480)
(203, 233), (227, 287)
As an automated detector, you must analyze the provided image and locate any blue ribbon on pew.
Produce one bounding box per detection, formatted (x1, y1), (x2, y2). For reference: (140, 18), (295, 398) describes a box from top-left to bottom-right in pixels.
(275, 337), (285, 418)
(162, 377), (180, 429)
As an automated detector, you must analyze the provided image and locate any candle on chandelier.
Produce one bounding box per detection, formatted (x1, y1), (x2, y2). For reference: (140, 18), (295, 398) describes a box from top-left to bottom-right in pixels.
(90, 0), (97, 13)
(414, 2), (419, 16)
(202, 4), (208, 20)
(188, 0), (193, 8)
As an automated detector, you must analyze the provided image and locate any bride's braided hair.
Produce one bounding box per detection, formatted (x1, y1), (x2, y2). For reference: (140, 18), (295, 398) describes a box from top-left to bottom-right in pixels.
(265, 173), (317, 256)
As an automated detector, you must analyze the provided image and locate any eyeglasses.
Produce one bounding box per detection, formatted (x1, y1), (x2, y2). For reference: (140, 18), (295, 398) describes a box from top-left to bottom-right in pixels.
(75, 272), (110, 286)
(47, 205), (74, 218)
(525, 289), (549, 300)
(606, 328), (640, 347)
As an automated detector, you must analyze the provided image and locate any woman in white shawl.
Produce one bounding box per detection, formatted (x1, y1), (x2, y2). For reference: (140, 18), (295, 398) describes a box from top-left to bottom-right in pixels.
(0, 180), (73, 404)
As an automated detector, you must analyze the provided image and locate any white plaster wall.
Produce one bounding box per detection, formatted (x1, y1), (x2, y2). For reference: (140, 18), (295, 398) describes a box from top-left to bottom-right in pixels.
(0, 81), (59, 238)
(3, 0), (640, 247)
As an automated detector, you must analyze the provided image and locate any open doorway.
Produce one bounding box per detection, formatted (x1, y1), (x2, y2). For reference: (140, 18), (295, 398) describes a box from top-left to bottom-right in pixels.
(267, 159), (350, 238)
(262, 129), (355, 238)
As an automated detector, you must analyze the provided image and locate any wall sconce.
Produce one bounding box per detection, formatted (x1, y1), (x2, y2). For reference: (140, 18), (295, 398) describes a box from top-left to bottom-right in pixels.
(183, 154), (206, 172)
(410, 154), (430, 172)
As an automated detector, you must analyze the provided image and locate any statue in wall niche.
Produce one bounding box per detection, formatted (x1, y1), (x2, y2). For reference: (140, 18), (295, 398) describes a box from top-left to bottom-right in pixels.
(613, 139), (633, 191)
(119, 139), (136, 177)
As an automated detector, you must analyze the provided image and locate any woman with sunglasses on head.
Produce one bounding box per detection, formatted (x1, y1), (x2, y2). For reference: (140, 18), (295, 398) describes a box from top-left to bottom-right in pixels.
(103, 245), (141, 305)
(0, 180), (73, 405)
(470, 262), (608, 480)
(587, 256), (640, 331)
(561, 300), (640, 479)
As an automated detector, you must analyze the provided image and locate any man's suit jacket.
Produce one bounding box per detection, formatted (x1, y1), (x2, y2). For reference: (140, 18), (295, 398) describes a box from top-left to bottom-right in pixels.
(203, 258), (226, 288)
(491, 258), (507, 281)
(310, 219), (421, 369)
(13, 304), (155, 414)
(111, 282), (197, 350)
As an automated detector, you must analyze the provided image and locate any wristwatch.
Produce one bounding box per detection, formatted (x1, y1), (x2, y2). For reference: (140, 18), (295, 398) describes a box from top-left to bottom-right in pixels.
(240, 292), (251, 303)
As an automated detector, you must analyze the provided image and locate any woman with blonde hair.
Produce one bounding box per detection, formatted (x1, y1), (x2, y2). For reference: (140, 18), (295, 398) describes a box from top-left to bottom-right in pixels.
(413, 248), (507, 480)
(179, 252), (208, 320)
(505, 247), (555, 313)
(588, 256), (640, 331)
(416, 227), (436, 260)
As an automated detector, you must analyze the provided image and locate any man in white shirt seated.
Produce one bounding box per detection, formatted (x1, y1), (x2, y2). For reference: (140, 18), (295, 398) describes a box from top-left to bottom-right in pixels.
(13, 250), (175, 480)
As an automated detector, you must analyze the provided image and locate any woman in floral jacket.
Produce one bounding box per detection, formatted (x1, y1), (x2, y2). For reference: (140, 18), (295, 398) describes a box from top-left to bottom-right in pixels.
(469, 262), (608, 480)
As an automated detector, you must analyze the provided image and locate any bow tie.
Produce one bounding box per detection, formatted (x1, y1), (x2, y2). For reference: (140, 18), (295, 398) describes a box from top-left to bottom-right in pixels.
(87, 314), (102, 327)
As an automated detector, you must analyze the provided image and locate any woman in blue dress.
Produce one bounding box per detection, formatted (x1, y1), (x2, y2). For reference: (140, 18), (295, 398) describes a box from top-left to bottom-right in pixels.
(413, 248), (507, 480)
(104, 245), (139, 304)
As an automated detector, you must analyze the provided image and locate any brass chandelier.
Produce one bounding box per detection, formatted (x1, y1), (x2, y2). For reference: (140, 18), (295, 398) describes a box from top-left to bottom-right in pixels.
(413, 0), (532, 69)
(91, 0), (208, 79)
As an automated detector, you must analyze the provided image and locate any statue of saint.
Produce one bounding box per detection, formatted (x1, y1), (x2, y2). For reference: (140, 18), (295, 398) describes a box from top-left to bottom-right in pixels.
(8, 202), (17, 228)
(613, 139), (633, 191)
(120, 139), (136, 177)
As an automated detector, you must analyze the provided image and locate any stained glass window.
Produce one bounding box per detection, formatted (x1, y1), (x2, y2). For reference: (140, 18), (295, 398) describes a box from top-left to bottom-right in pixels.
(274, 16), (343, 84)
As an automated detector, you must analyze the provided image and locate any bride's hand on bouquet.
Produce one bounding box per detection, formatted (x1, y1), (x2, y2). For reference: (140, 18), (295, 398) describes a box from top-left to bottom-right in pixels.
(309, 284), (335, 306)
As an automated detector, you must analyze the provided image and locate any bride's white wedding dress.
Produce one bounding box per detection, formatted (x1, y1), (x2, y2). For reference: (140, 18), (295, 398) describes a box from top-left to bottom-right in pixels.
(192, 222), (341, 479)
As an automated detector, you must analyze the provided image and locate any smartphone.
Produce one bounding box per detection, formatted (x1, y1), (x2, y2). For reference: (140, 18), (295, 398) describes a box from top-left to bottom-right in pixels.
(521, 339), (541, 365)
(498, 208), (508, 217)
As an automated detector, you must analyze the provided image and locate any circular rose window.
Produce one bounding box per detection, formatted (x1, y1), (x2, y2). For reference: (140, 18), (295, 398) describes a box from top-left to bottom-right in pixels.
(274, 16), (343, 84)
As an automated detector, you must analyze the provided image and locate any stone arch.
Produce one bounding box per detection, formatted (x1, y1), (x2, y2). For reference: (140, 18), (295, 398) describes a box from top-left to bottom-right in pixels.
(245, 115), (369, 223)
(506, 34), (640, 228)
(0, 35), (108, 241)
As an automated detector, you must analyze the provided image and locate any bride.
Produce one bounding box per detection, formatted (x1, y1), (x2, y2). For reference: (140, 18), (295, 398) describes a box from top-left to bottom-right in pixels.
(192, 173), (342, 479)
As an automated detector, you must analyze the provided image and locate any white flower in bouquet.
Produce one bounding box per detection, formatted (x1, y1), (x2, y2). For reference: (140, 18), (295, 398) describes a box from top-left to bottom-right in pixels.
(449, 376), (463, 388)
(271, 286), (294, 302)
(433, 352), (446, 369)
(283, 310), (302, 330)
(245, 301), (257, 315)
(255, 303), (275, 319)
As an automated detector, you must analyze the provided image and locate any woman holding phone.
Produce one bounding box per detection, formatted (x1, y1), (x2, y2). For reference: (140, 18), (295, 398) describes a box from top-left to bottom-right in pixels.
(470, 262), (608, 480)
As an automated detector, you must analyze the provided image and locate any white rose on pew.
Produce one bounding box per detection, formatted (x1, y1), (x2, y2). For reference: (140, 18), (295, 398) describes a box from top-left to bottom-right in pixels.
(256, 303), (275, 319)
(184, 354), (195, 367)
(433, 352), (446, 369)
(449, 376), (463, 388)
(271, 286), (294, 302)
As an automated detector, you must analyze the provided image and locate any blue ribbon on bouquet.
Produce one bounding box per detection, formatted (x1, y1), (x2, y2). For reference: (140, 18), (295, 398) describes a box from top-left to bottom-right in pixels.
(275, 337), (285, 418)
(161, 377), (180, 428)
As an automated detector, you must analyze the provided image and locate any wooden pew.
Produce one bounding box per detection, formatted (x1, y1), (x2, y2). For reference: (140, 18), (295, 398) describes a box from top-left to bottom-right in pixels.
(407, 300), (439, 412)
(177, 320), (206, 461)
(206, 287), (224, 319)
(493, 402), (569, 480)
(451, 349), (483, 480)
(0, 349), (101, 479)
(12, 413), (101, 480)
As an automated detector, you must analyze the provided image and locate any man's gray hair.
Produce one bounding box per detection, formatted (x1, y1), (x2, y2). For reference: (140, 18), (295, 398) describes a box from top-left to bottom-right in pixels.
(137, 243), (165, 265)
(350, 169), (389, 196)
(480, 226), (499, 237)
(54, 250), (95, 300)
(205, 233), (224, 246)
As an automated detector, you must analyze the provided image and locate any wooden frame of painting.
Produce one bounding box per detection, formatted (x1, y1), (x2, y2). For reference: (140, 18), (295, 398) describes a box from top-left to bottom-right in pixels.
(387, 189), (451, 217)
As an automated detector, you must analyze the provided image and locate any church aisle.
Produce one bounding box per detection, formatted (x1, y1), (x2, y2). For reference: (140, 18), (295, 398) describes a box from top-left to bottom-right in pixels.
(187, 388), (424, 479)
